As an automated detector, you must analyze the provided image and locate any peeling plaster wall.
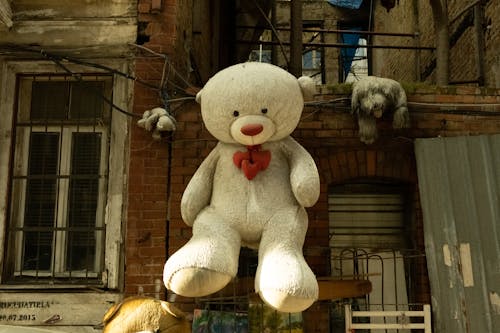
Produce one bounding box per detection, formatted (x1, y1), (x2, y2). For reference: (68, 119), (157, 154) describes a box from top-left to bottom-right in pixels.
(0, 0), (138, 58)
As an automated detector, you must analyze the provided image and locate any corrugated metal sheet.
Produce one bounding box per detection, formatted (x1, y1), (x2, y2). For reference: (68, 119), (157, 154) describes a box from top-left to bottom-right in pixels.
(415, 134), (500, 333)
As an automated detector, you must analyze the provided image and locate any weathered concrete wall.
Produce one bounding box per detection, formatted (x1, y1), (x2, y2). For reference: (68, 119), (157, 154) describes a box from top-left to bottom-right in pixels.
(0, 0), (137, 57)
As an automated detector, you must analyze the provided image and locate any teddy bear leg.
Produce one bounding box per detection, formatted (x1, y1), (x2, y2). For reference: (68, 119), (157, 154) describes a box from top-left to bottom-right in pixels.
(163, 210), (241, 297)
(255, 207), (318, 313)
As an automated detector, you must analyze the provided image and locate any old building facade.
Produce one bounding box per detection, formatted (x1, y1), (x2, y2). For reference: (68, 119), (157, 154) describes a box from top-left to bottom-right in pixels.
(0, 1), (499, 332)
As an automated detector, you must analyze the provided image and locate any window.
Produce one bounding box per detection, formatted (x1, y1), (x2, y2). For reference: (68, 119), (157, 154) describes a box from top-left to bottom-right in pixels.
(343, 37), (368, 83)
(0, 62), (129, 289)
(328, 182), (416, 330)
(6, 76), (111, 284)
(339, 24), (370, 83)
(329, 185), (407, 249)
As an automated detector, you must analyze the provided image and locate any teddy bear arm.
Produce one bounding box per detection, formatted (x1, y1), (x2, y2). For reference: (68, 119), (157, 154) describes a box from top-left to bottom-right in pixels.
(180, 146), (220, 226)
(284, 138), (320, 207)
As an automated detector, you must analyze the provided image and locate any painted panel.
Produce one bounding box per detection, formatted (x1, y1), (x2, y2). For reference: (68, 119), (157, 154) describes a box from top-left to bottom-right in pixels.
(0, 292), (120, 328)
(415, 134), (500, 333)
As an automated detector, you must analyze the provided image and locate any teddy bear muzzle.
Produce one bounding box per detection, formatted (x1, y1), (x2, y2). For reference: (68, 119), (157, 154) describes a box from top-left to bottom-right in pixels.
(230, 115), (275, 146)
(240, 123), (263, 136)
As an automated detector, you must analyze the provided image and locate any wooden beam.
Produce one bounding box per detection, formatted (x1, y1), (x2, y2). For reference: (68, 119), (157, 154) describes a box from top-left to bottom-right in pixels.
(317, 279), (372, 300)
(214, 277), (372, 300)
(289, 0), (302, 77)
(473, 1), (486, 86)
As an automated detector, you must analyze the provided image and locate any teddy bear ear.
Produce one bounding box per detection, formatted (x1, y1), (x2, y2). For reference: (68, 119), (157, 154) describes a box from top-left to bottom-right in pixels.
(195, 90), (203, 104)
(298, 76), (316, 102)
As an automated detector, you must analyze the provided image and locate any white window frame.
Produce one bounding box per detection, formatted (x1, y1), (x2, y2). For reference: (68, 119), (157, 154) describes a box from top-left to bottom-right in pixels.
(11, 77), (111, 279)
(0, 60), (131, 289)
(11, 127), (108, 278)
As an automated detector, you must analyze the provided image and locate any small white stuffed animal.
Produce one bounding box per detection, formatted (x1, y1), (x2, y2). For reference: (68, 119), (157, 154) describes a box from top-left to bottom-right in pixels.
(163, 62), (320, 313)
(137, 107), (177, 140)
(351, 76), (410, 144)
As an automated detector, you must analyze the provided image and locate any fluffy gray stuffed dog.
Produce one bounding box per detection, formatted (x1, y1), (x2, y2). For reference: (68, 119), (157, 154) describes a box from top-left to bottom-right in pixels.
(351, 76), (410, 144)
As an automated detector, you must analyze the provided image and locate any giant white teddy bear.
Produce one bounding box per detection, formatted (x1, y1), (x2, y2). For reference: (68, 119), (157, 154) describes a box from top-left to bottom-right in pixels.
(163, 62), (320, 313)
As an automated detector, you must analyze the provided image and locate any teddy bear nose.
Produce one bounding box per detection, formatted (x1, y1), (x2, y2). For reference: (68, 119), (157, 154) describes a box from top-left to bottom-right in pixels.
(240, 124), (263, 136)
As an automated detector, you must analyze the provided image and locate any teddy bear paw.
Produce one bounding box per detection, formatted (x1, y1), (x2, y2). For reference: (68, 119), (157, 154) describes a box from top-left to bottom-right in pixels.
(165, 267), (232, 297)
(259, 289), (316, 313)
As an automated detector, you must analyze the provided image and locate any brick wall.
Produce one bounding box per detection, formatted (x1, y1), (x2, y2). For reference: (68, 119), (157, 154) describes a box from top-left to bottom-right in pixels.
(126, 1), (500, 330)
(372, 0), (419, 81)
(125, 0), (181, 298)
(297, 86), (500, 330)
(373, 0), (500, 87)
(155, 86), (499, 330)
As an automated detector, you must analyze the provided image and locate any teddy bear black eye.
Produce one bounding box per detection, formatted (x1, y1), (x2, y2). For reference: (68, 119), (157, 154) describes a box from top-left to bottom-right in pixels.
(233, 110), (239, 117)
(261, 108), (268, 114)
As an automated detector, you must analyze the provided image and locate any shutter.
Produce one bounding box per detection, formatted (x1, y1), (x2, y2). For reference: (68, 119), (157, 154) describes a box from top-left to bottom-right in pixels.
(23, 132), (60, 271)
(67, 132), (102, 271)
(329, 192), (405, 249)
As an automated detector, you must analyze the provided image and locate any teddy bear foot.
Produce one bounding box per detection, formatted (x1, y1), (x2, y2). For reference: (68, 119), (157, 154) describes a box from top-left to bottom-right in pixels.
(259, 289), (316, 313)
(166, 267), (232, 297)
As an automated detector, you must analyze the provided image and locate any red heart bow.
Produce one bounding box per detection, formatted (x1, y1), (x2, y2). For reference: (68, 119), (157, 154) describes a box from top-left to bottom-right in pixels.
(233, 145), (271, 180)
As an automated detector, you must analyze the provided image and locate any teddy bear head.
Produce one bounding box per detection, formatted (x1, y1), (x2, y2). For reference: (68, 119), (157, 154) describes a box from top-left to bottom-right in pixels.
(196, 62), (315, 146)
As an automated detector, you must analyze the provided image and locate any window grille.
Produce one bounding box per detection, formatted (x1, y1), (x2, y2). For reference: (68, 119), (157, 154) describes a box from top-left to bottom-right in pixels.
(329, 191), (406, 249)
(5, 74), (112, 285)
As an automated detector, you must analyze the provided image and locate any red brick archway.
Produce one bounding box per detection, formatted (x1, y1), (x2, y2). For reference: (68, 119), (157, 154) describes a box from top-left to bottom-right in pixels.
(305, 146), (430, 303)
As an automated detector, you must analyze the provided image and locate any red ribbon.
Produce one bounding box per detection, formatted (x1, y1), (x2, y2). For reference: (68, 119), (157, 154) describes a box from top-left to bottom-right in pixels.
(233, 145), (271, 180)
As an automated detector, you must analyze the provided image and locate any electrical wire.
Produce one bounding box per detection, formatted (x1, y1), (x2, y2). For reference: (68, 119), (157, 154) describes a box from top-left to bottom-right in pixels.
(303, 98), (500, 117)
(408, 101), (500, 108)
(128, 43), (199, 94)
(1, 43), (199, 119)
(40, 50), (143, 118)
(3, 44), (498, 120)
